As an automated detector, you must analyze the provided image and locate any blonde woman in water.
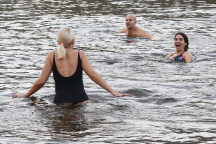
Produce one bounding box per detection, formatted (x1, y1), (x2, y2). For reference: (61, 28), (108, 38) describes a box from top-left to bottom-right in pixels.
(13, 27), (130, 105)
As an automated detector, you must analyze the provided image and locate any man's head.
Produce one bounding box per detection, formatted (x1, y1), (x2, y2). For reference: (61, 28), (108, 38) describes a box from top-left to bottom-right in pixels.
(125, 14), (137, 29)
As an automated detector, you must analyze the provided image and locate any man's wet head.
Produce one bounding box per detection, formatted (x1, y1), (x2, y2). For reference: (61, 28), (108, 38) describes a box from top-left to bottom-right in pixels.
(125, 14), (137, 29)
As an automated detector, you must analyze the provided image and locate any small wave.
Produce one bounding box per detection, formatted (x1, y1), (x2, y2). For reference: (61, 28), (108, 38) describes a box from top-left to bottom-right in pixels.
(131, 93), (178, 105)
(104, 55), (121, 64)
(156, 97), (178, 105)
(125, 88), (154, 97)
(4, 58), (16, 62)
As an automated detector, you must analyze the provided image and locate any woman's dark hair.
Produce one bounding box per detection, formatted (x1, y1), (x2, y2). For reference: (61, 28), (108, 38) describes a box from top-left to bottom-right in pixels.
(174, 32), (189, 51)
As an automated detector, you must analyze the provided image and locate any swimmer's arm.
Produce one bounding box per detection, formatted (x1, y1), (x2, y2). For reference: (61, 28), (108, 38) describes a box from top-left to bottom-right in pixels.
(118, 28), (127, 33)
(140, 30), (152, 39)
(12, 52), (53, 98)
(165, 52), (175, 59)
(183, 51), (192, 63)
(80, 51), (130, 97)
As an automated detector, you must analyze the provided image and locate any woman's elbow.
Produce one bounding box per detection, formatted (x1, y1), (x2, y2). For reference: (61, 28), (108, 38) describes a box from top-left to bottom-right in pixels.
(36, 79), (46, 87)
(88, 71), (98, 80)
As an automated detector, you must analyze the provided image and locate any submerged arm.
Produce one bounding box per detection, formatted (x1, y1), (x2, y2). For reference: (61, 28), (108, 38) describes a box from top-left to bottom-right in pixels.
(165, 52), (175, 59)
(118, 28), (127, 33)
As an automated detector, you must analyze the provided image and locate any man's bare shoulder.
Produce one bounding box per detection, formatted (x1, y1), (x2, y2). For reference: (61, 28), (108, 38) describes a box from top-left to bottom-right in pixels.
(119, 28), (127, 33)
(138, 29), (152, 39)
(139, 29), (148, 34)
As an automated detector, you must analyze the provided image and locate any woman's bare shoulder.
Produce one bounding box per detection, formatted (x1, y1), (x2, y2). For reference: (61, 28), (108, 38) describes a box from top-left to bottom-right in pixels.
(183, 51), (192, 63)
(47, 51), (55, 59)
(78, 50), (88, 59)
(79, 50), (86, 55)
(184, 51), (192, 56)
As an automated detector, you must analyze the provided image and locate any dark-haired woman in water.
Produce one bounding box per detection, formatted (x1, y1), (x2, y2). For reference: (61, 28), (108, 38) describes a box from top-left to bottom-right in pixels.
(165, 32), (192, 63)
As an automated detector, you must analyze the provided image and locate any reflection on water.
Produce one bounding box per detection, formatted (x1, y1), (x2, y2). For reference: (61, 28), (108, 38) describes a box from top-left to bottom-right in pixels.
(1, 0), (216, 143)
(41, 106), (89, 133)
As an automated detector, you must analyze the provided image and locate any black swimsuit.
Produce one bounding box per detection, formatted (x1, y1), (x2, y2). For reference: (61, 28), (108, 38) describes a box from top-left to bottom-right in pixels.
(52, 51), (89, 104)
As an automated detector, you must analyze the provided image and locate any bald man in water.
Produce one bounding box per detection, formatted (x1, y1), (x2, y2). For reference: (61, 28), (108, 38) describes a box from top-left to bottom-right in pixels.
(119, 14), (152, 39)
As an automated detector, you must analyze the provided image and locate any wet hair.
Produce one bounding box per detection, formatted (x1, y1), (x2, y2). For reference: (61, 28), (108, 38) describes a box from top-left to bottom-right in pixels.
(174, 32), (189, 51)
(57, 27), (75, 59)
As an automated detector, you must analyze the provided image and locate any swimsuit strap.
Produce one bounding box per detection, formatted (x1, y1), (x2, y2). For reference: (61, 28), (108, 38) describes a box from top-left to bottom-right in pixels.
(53, 51), (55, 68)
(180, 51), (184, 56)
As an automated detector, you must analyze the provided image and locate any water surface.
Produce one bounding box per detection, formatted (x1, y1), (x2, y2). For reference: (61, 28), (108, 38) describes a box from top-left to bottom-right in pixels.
(0, 0), (216, 143)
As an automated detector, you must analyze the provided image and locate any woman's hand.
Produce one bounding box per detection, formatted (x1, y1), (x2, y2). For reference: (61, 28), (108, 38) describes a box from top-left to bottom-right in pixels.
(12, 93), (28, 98)
(111, 90), (131, 97)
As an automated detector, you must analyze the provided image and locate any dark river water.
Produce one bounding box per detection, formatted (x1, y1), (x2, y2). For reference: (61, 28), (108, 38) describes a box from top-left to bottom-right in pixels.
(0, 0), (216, 143)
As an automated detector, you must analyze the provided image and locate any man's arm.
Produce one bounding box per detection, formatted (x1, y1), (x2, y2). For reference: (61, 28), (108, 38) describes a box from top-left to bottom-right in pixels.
(140, 30), (152, 39)
(118, 28), (127, 33)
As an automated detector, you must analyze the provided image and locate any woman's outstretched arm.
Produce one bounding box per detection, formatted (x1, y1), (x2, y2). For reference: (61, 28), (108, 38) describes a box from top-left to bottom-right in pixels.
(80, 50), (130, 97)
(12, 52), (54, 98)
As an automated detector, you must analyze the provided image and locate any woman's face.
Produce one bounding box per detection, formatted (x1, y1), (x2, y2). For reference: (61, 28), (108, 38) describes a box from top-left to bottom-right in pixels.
(174, 34), (187, 51)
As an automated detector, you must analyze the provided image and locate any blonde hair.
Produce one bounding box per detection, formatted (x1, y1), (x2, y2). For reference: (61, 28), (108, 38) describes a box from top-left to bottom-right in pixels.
(57, 27), (75, 59)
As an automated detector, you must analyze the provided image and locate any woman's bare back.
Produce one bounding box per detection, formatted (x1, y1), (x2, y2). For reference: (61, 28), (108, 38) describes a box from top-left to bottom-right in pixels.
(55, 50), (79, 77)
